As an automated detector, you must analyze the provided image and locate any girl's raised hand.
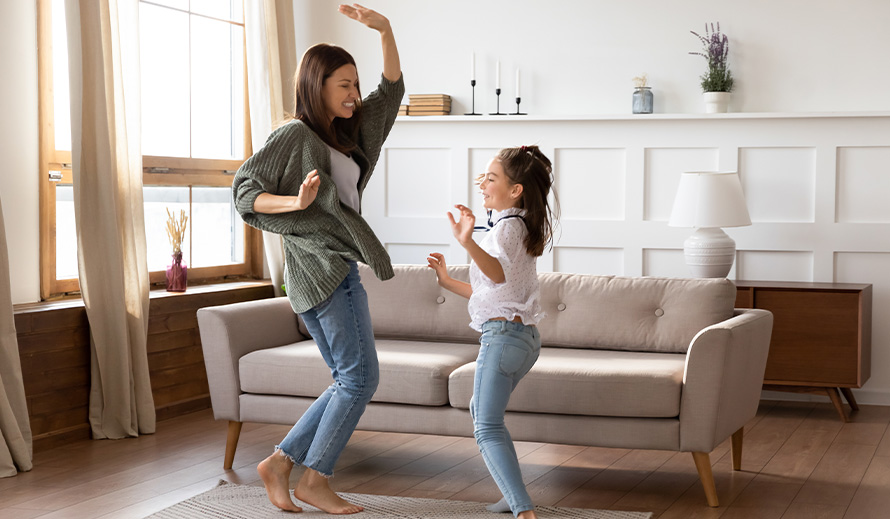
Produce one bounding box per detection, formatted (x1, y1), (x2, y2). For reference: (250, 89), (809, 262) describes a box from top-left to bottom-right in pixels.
(448, 204), (475, 246)
(427, 252), (448, 280)
(338, 3), (392, 34)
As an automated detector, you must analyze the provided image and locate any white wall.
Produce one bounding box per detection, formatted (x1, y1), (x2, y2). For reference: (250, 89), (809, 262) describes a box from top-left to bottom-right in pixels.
(294, 0), (890, 115)
(0, 1), (39, 305)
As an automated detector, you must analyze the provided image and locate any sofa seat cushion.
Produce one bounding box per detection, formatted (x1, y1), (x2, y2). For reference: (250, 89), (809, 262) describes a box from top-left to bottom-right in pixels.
(448, 347), (687, 418)
(239, 339), (480, 406)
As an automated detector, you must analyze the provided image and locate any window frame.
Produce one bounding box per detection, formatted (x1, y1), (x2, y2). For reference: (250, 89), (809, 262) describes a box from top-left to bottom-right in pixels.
(37, 0), (263, 300)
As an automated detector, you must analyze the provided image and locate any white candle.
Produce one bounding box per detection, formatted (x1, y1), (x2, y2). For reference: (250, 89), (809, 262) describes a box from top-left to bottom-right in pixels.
(516, 68), (521, 98)
(496, 61), (500, 89)
(471, 52), (475, 81)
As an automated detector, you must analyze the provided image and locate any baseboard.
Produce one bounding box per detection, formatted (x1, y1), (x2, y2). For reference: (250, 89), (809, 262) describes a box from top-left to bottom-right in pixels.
(32, 423), (91, 452)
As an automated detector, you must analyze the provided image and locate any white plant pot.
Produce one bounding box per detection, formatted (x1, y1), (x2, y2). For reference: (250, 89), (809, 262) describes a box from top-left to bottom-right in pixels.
(703, 92), (731, 114)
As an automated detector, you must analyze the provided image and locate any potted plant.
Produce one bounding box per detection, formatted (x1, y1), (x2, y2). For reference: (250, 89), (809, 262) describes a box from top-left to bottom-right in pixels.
(690, 22), (734, 113)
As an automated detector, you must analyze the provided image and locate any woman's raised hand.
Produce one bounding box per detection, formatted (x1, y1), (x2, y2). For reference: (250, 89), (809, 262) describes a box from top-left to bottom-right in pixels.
(338, 4), (392, 34)
(448, 205), (476, 246)
(294, 170), (320, 211)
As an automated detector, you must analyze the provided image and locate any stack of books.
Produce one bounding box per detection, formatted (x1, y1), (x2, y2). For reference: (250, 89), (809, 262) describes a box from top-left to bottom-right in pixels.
(407, 94), (451, 116)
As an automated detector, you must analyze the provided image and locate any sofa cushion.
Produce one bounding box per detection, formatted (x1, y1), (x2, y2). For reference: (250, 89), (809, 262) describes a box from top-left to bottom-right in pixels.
(448, 347), (687, 418)
(239, 339), (480, 406)
(536, 273), (736, 353)
(360, 264), (478, 343)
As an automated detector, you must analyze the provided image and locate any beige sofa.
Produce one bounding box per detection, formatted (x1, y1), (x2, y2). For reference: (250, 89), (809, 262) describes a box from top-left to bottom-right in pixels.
(197, 264), (773, 507)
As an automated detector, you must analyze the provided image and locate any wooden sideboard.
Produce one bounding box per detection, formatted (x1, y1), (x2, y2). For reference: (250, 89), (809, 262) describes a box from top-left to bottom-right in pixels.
(734, 281), (872, 422)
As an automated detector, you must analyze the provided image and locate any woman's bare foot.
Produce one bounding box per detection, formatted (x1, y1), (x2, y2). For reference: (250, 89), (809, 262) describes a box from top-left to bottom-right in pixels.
(294, 468), (363, 514)
(257, 451), (302, 513)
(517, 510), (538, 519)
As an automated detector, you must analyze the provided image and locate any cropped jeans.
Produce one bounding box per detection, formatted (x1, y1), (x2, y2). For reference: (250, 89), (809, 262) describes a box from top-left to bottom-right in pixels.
(471, 320), (542, 516)
(276, 262), (378, 477)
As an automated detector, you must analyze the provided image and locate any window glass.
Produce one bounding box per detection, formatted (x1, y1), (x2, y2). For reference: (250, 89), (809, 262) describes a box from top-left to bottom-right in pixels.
(190, 15), (245, 160)
(52, 0), (71, 151)
(140, 3), (190, 157)
(191, 187), (244, 268)
(144, 186), (191, 272)
(55, 185), (78, 280)
(191, 0), (244, 23)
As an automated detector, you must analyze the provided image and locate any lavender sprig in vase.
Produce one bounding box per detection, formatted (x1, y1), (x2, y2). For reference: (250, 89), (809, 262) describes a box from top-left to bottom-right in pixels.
(689, 22), (734, 113)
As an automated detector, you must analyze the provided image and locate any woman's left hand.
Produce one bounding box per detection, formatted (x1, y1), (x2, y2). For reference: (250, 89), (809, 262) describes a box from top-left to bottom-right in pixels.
(338, 3), (392, 34)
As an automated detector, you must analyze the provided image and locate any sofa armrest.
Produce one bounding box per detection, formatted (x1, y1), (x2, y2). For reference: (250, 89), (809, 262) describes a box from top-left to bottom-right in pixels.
(679, 308), (773, 452)
(197, 297), (305, 421)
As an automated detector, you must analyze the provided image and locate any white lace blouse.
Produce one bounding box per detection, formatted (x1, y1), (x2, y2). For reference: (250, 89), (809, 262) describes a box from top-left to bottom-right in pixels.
(467, 208), (544, 331)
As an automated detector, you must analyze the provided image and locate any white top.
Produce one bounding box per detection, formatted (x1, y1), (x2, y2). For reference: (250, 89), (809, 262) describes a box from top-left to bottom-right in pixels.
(327, 144), (361, 212)
(467, 208), (544, 331)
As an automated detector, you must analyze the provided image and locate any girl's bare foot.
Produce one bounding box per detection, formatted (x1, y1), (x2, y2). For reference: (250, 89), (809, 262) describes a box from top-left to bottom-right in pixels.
(294, 468), (363, 514)
(257, 451), (302, 513)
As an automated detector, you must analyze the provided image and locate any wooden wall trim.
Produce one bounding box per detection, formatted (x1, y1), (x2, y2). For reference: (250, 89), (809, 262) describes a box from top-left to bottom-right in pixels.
(15, 281), (274, 452)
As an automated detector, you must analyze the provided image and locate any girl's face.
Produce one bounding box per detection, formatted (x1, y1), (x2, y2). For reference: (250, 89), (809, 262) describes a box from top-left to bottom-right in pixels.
(480, 158), (523, 211)
(322, 64), (359, 123)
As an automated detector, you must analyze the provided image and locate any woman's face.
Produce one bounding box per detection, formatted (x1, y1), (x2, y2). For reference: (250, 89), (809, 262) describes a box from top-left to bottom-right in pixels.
(322, 64), (359, 123)
(479, 158), (522, 212)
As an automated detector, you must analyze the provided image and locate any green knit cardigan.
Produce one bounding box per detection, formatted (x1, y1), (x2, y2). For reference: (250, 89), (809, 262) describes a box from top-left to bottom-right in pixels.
(233, 74), (405, 313)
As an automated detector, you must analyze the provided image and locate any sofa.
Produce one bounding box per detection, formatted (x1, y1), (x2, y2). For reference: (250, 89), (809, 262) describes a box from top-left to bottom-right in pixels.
(197, 264), (773, 507)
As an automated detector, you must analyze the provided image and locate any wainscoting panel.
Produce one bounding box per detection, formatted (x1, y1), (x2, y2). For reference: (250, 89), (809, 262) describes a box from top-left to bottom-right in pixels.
(739, 147), (817, 223)
(555, 148), (626, 221)
(837, 146), (890, 224)
(644, 147), (719, 221)
(553, 246), (624, 276)
(736, 250), (814, 282)
(370, 113), (890, 404)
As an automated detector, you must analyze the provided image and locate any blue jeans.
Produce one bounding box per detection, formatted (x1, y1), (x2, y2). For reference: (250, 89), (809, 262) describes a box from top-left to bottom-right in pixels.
(471, 320), (541, 516)
(276, 262), (378, 477)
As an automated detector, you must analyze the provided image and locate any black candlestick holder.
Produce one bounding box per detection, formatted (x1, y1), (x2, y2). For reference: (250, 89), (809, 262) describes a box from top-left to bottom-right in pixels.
(464, 80), (481, 115)
(510, 97), (526, 115)
(490, 88), (506, 115)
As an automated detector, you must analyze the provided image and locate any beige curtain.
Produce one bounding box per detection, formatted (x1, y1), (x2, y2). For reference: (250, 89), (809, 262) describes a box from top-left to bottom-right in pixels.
(65, 0), (155, 439)
(245, 0), (297, 297)
(0, 196), (33, 477)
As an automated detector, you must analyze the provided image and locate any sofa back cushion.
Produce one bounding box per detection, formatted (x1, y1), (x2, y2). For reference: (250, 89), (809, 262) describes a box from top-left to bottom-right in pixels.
(536, 273), (736, 353)
(360, 264), (736, 353)
(361, 263), (478, 343)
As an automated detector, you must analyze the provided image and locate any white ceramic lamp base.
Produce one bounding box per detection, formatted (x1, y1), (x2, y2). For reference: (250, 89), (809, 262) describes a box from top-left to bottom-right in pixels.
(683, 227), (736, 278)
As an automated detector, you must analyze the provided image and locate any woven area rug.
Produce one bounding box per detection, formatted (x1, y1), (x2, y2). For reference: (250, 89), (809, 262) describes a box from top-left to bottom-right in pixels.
(145, 480), (652, 519)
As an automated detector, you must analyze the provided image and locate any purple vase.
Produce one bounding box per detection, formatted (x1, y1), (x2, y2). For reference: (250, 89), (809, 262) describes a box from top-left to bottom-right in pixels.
(166, 251), (188, 292)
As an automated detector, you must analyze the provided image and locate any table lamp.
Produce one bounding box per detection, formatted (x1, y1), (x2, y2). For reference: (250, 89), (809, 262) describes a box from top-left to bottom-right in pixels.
(668, 171), (751, 278)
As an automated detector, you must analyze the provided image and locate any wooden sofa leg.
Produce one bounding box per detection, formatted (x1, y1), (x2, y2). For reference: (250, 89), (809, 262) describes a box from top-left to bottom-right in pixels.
(731, 427), (744, 471)
(691, 452), (719, 507)
(224, 421), (243, 469)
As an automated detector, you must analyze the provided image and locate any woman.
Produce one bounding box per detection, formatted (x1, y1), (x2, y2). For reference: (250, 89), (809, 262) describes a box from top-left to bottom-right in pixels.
(232, 4), (403, 514)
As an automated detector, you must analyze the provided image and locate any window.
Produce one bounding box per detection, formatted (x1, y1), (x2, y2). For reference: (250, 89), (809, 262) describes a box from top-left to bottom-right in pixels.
(38, 0), (262, 299)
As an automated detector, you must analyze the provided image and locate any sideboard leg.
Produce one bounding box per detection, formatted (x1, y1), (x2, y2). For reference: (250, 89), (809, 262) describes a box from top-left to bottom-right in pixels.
(826, 388), (850, 422)
(840, 387), (860, 411)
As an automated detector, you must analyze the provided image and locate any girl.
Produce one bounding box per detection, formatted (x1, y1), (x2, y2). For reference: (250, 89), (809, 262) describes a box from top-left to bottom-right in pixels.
(427, 146), (559, 519)
(233, 4), (403, 515)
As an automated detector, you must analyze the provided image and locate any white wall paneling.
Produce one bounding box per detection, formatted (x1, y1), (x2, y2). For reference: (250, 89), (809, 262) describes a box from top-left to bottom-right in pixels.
(367, 113), (890, 405)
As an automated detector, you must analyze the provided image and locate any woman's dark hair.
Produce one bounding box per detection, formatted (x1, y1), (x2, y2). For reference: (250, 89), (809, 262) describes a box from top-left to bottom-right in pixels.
(292, 43), (361, 154)
(496, 145), (560, 257)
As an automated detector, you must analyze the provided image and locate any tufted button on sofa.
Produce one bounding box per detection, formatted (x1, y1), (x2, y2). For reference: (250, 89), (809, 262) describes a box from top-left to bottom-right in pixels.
(198, 264), (773, 507)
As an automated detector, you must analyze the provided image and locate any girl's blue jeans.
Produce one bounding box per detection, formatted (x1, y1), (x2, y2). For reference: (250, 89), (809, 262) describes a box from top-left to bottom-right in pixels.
(276, 262), (378, 477)
(471, 319), (541, 516)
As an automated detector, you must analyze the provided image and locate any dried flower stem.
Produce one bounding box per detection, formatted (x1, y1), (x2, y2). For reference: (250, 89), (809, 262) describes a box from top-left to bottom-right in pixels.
(166, 208), (188, 254)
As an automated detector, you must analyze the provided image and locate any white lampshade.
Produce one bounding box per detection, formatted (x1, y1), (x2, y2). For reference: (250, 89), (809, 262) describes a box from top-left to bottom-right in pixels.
(668, 172), (751, 278)
(668, 172), (751, 228)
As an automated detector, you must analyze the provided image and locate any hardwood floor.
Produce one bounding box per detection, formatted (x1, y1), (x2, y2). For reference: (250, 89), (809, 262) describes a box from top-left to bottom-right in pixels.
(1, 400), (889, 518)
